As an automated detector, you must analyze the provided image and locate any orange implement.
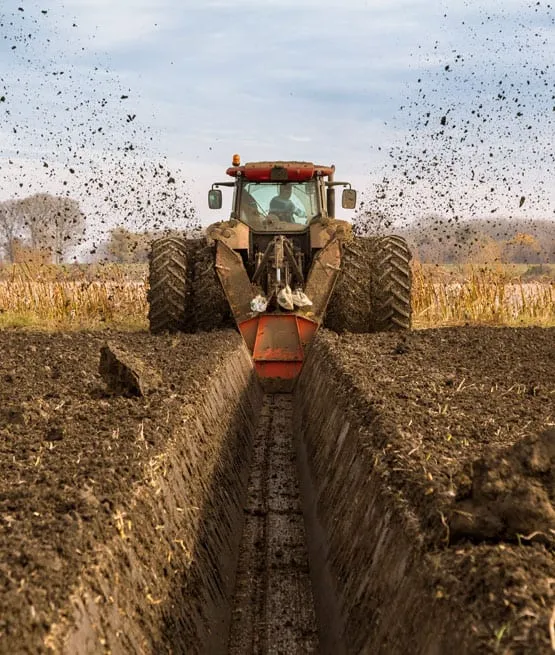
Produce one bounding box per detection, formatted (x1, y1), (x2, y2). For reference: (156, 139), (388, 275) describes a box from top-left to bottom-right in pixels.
(238, 314), (318, 392)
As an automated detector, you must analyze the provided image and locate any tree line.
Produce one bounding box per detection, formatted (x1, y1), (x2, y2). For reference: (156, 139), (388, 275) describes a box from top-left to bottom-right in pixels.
(0, 193), (85, 264)
(0, 193), (197, 265)
(355, 213), (554, 265)
(94, 217), (554, 266)
(1, 192), (553, 266)
(0, 193), (204, 264)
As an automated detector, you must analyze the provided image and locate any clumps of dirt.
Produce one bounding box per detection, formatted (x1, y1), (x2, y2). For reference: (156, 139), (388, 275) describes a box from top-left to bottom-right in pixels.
(0, 329), (257, 654)
(99, 342), (162, 396)
(321, 326), (555, 548)
(0, 6), (199, 260)
(296, 327), (555, 654)
(450, 427), (555, 545)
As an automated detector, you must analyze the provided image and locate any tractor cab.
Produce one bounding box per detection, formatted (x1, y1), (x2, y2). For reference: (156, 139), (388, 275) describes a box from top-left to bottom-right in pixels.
(208, 157), (357, 233)
(237, 180), (318, 232)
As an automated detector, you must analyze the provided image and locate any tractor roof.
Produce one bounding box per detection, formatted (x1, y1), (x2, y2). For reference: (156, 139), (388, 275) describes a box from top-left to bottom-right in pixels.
(226, 161), (335, 182)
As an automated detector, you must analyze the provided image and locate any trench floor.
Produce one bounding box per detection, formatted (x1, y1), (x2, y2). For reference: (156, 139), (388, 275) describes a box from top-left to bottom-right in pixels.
(227, 394), (319, 654)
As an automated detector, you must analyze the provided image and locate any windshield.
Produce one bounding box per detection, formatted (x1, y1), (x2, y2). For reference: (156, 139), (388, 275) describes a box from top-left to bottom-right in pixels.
(238, 181), (320, 231)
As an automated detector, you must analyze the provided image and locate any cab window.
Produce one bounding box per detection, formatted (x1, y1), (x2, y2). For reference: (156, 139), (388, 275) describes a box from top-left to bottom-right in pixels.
(239, 181), (320, 231)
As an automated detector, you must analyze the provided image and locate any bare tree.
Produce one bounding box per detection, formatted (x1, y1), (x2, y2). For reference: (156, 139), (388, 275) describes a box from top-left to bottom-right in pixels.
(103, 227), (152, 264)
(0, 200), (24, 263)
(14, 193), (86, 263)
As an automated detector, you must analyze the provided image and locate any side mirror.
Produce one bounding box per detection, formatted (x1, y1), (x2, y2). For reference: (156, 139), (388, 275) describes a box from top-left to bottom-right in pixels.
(208, 189), (222, 210)
(341, 188), (357, 210)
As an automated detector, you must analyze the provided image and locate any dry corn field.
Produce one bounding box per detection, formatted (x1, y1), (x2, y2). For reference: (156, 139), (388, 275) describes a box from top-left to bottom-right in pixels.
(411, 262), (554, 328)
(0, 264), (148, 330)
(0, 261), (553, 330)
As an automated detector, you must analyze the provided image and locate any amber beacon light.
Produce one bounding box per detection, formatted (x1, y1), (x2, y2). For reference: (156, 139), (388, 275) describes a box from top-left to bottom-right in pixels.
(232, 153), (241, 166)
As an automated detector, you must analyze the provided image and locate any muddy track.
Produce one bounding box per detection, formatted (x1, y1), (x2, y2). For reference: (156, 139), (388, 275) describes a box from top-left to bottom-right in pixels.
(228, 394), (318, 654)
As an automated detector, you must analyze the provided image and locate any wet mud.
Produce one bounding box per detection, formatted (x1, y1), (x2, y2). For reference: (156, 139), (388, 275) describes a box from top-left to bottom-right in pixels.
(228, 394), (318, 654)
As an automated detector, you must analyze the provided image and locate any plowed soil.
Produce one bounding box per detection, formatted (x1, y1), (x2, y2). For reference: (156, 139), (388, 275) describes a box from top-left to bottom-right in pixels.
(0, 330), (250, 654)
(323, 327), (554, 547)
(0, 326), (553, 654)
(297, 326), (554, 654)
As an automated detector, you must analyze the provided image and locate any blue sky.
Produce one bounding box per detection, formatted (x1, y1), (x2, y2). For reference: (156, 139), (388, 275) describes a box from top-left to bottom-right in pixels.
(0, 0), (553, 245)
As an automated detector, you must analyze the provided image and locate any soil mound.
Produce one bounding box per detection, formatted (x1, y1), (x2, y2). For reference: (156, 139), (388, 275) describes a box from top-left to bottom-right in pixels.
(295, 327), (555, 654)
(0, 330), (260, 654)
(451, 428), (555, 544)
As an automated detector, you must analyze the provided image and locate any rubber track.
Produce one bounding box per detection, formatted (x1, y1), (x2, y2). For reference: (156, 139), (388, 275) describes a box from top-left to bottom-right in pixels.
(227, 395), (318, 654)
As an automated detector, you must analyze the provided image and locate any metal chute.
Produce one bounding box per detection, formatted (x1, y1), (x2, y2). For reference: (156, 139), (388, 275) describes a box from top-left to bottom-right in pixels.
(214, 237), (342, 391)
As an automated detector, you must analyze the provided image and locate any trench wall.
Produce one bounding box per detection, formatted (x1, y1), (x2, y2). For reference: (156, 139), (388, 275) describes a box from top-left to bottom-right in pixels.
(47, 342), (262, 655)
(293, 333), (472, 655)
(39, 327), (549, 654)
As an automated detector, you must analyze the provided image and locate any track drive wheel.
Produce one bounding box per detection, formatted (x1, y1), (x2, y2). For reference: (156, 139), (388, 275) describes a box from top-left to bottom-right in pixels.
(148, 236), (198, 333)
(192, 242), (234, 331)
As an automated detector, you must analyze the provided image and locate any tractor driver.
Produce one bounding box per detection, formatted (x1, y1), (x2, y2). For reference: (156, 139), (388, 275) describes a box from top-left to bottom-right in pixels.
(269, 183), (305, 223)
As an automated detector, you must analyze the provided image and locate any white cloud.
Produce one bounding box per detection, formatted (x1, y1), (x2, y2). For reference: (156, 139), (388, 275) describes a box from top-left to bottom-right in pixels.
(55, 0), (175, 48)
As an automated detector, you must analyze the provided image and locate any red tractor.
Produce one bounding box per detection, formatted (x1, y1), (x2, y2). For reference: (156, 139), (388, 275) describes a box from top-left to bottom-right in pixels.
(148, 157), (412, 390)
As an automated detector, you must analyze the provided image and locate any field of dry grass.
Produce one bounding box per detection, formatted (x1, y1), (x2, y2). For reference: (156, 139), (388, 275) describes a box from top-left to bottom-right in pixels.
(412, 262), (555, 328)
(0, 263), (147, 330)
(0, 261), (553, 330)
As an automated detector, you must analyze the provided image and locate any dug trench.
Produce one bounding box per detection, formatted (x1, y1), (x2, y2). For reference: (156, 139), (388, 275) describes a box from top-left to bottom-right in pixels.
(0, 327), (553, 653)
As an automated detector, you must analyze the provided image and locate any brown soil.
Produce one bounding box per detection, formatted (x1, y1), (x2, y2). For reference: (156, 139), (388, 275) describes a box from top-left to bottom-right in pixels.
(324, 327), (554, 545)
(295, 326), (554, 654)
(0, 329), (261, 654)
(1, 326), (553, 654)
(228, 394), (318, 653)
